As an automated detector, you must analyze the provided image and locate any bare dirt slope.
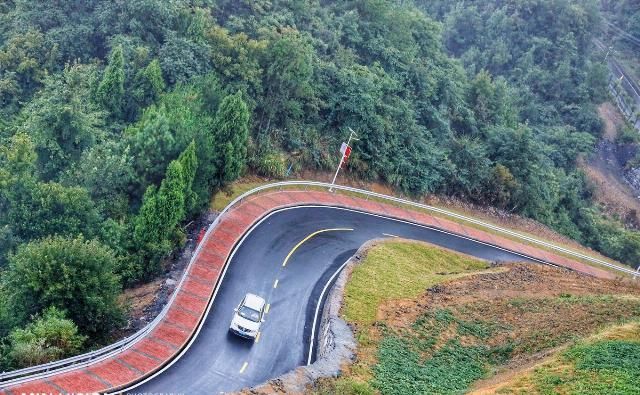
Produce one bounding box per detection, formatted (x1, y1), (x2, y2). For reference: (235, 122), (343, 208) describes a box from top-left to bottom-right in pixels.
(377, 263), (640, 343)
(582, 103), (640, 225)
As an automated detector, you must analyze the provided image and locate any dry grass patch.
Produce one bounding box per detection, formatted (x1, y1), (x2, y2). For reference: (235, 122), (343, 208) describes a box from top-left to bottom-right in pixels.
(210, 176), (271, 211)
(342, 240), (491, 326)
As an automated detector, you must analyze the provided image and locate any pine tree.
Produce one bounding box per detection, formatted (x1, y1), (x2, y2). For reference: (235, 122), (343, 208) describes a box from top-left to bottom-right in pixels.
(133, 58), (165, 110)
(178, 141), (198, 215)
(141, 59), (165, 99)
(212, 91), (249, 183)
(97, 45), (125, 117)
(134, 185), (162, 246)
(133, 158), (188, 279)
(157, 160), (186, 230)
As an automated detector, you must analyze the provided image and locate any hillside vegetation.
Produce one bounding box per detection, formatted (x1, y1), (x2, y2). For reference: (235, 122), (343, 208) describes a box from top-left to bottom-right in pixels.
(310, 240), (640, 395)
(0, 0), (638, 369)
(601, 0), (640, 82)
(488, 322), (640, 394)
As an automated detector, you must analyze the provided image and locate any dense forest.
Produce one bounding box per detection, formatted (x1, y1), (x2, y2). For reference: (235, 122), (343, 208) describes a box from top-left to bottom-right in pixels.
(601, 0), (640, 81)
(602, 0), (640, 49)
(0, 0), (637, 368)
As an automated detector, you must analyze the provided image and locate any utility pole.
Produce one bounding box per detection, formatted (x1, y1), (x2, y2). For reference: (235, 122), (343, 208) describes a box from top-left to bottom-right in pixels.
(329, 127), (358, 192)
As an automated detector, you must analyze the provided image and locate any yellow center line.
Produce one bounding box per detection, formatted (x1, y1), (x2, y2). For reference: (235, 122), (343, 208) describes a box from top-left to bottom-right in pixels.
(255, 331), (261, 343)
(239, 361), (248, 374)
(282, 228), (354, 267)
(273, 279), (279, 288)
(265, 303), (270, 314)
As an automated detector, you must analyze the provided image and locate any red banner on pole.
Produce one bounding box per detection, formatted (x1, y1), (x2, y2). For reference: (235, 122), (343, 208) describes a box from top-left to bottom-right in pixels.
(341, 145), (352, 169)
(343, 145), (352, 161)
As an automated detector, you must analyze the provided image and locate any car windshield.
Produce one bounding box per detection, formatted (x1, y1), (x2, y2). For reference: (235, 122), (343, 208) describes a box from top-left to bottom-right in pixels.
(238, 305), (261, 322)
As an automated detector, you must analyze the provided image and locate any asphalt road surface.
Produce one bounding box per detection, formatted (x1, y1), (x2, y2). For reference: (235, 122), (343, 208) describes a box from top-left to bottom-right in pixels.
(129, 206), (533, 394)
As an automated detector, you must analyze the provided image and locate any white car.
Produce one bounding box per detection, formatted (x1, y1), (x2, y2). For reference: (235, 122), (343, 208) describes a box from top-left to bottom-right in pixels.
(229, 293), (266, 340)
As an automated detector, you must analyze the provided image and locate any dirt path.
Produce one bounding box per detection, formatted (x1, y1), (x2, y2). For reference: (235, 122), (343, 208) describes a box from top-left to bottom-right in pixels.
(582, 103), (640, 226)
(468, 345), (568, 395)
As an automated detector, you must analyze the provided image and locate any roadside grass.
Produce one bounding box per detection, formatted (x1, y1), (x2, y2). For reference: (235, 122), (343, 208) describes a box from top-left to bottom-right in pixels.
(372, 308), (506, 395)
(311, 241), (493, 394)
(391, 193), (629, 276)
(342, 240), (490, 326)
(495, 322), (640, 394)
(210, 178), (269, 211)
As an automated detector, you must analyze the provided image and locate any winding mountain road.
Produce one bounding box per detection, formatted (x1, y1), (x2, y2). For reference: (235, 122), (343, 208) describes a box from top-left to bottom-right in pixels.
(127, 206), (532, 394)
(1, 186), (622, 395)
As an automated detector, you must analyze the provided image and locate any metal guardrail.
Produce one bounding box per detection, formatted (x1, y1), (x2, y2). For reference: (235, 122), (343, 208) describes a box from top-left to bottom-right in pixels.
(1, 180), (636, 388)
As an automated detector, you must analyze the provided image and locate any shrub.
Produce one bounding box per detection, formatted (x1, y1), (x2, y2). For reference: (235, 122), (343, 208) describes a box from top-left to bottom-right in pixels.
(257, 152), (287, 179)
(6, 307), (86, 368)
(4, 236), (123, 336)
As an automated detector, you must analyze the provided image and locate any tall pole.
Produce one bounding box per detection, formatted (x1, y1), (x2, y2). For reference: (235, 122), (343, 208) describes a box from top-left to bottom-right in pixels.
(330, 127), (358, 192)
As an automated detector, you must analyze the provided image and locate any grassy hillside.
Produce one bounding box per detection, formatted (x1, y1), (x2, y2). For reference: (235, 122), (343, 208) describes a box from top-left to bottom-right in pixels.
(309, 240), (640, 395)
(490, 322), (640, 394)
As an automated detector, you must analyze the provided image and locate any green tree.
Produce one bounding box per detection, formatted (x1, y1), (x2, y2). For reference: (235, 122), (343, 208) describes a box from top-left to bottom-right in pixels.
(469, 70), (497, 129)
(133, 156), (189, 280)
(156, 160), (186, 232)
(487, 164), (520, 209)
(213, 91), (250, 183)
(6, 307), (86, 368)
(17, 63), (105, 180)
(0, 133), (38, 266)
(468, 70), (516, 130)
(131, 185), (168, 282)
(448, 137), (492, 199)
(0, 276), (12, 336)
(260, 29), (314, 129)
(131, 58), (165, 115)
(97, 45), (125, 117)
(177, 141), (198, 216)
(6, 182), (100, 242)
(0, 30), (58, 116)
(61, 141), (135, 219)
(158, 35), (211, 85)
(4, 236), (123, 335)
(126, 83), (212, 195)
(203, 25), (265, 96)
(0, 132), (38, 178)
(540, 126), (595, 170)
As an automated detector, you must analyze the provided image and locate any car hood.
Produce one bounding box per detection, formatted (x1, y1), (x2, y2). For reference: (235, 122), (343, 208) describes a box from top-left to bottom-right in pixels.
(232, 314), (260, 331)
